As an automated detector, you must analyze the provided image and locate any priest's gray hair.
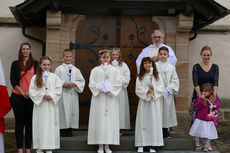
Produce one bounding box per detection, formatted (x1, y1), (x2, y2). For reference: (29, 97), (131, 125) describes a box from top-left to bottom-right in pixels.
(151, 29), (165, 39)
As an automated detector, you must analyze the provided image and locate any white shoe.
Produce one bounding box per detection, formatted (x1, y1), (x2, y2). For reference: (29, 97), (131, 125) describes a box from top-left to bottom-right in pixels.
(137, 147), (143, 152)
(97, 148), (104, 153)
(105, 145), (112, 153)
(37, 149), (44, 153)
(150, 148), (156, 152)
(98, 144), (104, 153)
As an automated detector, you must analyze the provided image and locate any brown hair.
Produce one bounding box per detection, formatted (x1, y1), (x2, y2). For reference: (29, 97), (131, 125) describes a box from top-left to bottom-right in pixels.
(63, 49), (73, 56)
(35, 56), (52, 88)
(98, 49), (111, 64)
(138, 57), (159, 81)
(158, 46), (169, 54)
(200, 46), (212, 55)
(201, 83), (213, 105)
(110, 47), (123, 67)
(18, 42), (34, 71)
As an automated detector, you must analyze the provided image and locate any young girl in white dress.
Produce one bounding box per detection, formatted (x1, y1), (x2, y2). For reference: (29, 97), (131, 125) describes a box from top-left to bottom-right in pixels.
(156, 47), (179, 138)
(135, 57), (164, 153)
(29, 56), (62, 153)
(110, 47), (131, 131)
(87, 49), (122, 153)
(189, 83), (220, 152)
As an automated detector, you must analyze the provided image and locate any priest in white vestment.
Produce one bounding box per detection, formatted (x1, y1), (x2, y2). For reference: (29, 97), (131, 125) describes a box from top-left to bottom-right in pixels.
(136, 30), (177, 74)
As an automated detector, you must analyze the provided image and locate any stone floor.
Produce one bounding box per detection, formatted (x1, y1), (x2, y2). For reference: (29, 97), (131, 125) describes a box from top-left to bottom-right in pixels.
(3, 121), (230, 153)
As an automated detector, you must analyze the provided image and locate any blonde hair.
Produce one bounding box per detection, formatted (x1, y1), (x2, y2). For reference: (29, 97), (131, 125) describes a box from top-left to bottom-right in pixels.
(63, 49), (73, 56)
(110, 47), (123, 67)
(98, 49), (111, 64)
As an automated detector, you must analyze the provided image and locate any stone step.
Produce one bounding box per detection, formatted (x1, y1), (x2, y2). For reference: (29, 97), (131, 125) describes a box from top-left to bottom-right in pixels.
(54, 151), (219, 153)
(220, 108), (230, 120)
(220, 99), (230, 109)
(59, 131), (195, 151)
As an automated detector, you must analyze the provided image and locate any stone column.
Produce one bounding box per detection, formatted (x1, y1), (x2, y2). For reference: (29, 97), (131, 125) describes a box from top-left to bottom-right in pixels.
(46, 11), (62, 70)
(175, 13), (193, 111)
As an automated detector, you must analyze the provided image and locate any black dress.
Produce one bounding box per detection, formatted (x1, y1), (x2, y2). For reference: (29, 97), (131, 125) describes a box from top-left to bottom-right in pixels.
(190, 63), (219, 122)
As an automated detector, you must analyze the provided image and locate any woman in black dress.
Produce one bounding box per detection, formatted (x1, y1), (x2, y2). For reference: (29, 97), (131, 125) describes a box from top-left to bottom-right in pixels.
(10, 42), (38, 153)
(190, 46), (219, 150)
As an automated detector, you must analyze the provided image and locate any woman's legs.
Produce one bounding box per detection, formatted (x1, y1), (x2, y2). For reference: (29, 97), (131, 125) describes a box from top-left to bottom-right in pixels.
(24, 99), (33, 150)
(10, 93), (25, 151)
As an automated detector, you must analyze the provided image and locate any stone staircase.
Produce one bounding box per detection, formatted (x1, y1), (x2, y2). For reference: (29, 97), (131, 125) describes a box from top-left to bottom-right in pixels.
(53, 131), (219, 153)
(220, 98), (230, 122)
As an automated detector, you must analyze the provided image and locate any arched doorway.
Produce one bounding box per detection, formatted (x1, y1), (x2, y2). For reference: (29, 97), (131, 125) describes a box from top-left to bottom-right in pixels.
(71, 15), (159, 129)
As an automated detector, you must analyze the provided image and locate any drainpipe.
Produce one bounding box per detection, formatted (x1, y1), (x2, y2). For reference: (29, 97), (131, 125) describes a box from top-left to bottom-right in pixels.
(189, 27), (197, 41)
(22, 27), (46, 56)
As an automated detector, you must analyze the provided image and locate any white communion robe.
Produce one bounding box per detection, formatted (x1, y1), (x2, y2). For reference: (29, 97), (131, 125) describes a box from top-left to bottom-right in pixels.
(114, 62), (131, 129)
(55, 63), (85, 129)
(135, 74), (165, 147)
(29, 72), (62, 150)
(156, 61), (179, 128)
(136, 44), (177, 74)
(87, 64), (122, 145)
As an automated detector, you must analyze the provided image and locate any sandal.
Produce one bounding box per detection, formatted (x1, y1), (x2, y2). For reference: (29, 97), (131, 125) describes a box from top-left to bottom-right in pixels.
(195, 146), (201, 151)
(203, 147), (208, 152)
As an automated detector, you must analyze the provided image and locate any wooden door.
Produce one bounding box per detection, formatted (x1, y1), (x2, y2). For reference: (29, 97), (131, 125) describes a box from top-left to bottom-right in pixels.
(72, 15), (158, 129)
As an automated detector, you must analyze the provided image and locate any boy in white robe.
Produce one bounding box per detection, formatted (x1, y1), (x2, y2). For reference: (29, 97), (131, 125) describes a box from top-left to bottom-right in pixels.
(55, 49), (85, 137)
(111, 48), (131, 131)
(135, 57), (164, 153)
(29, 56), (62, 153)
(156, 47), (179, 138)
(87, 49), (122, 153)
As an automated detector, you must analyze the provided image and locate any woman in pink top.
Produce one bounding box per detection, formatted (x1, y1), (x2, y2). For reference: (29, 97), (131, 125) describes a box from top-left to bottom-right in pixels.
(189, 83), (220, 152)
(10, 42), (38, 153)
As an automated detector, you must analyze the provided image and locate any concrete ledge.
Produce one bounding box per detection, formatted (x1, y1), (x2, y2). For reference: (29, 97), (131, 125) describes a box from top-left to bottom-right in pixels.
(200, 25), (230, 32)
(0, 17), (17, 24)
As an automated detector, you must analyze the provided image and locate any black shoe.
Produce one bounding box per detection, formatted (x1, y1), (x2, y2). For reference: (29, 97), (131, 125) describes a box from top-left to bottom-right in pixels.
(163, 128), (169, 138)
(60, 129), (68, 137)
(67, 128), (73, 137)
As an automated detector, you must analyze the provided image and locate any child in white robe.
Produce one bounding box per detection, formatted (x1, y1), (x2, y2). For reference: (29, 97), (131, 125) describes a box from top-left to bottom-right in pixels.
(87, 49), (122, 153)
(156, 47), (179, 138)
(55, 49), (85, 137)
(110, 47), (131, 131)
(135, 57), (164, 153)
(29, 56), (62, 153)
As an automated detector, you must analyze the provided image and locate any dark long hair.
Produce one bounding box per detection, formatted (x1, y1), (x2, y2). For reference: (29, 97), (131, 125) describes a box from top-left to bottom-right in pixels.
(18, 42), (34, 71)
(139, 57), (158, 81)
(35, 56), (52, 88)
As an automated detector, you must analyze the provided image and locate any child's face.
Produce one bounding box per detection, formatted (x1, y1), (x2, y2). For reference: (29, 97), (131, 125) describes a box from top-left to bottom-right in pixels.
(143, 61), (152, 72)
(202, 89), (211, 97)
(63, 52), (72, 64)
(158, 50), (169, 62)
(40, 59), (51, 72)
(111, 51), (120, 61)
(100, 53), (111, 64)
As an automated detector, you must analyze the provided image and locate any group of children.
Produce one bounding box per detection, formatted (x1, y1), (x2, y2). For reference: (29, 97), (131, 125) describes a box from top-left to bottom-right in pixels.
(6, 46), (219, 153)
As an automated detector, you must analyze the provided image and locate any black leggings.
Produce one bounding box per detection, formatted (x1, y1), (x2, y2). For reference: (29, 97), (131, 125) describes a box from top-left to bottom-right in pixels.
(10, 93), (33, 149)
